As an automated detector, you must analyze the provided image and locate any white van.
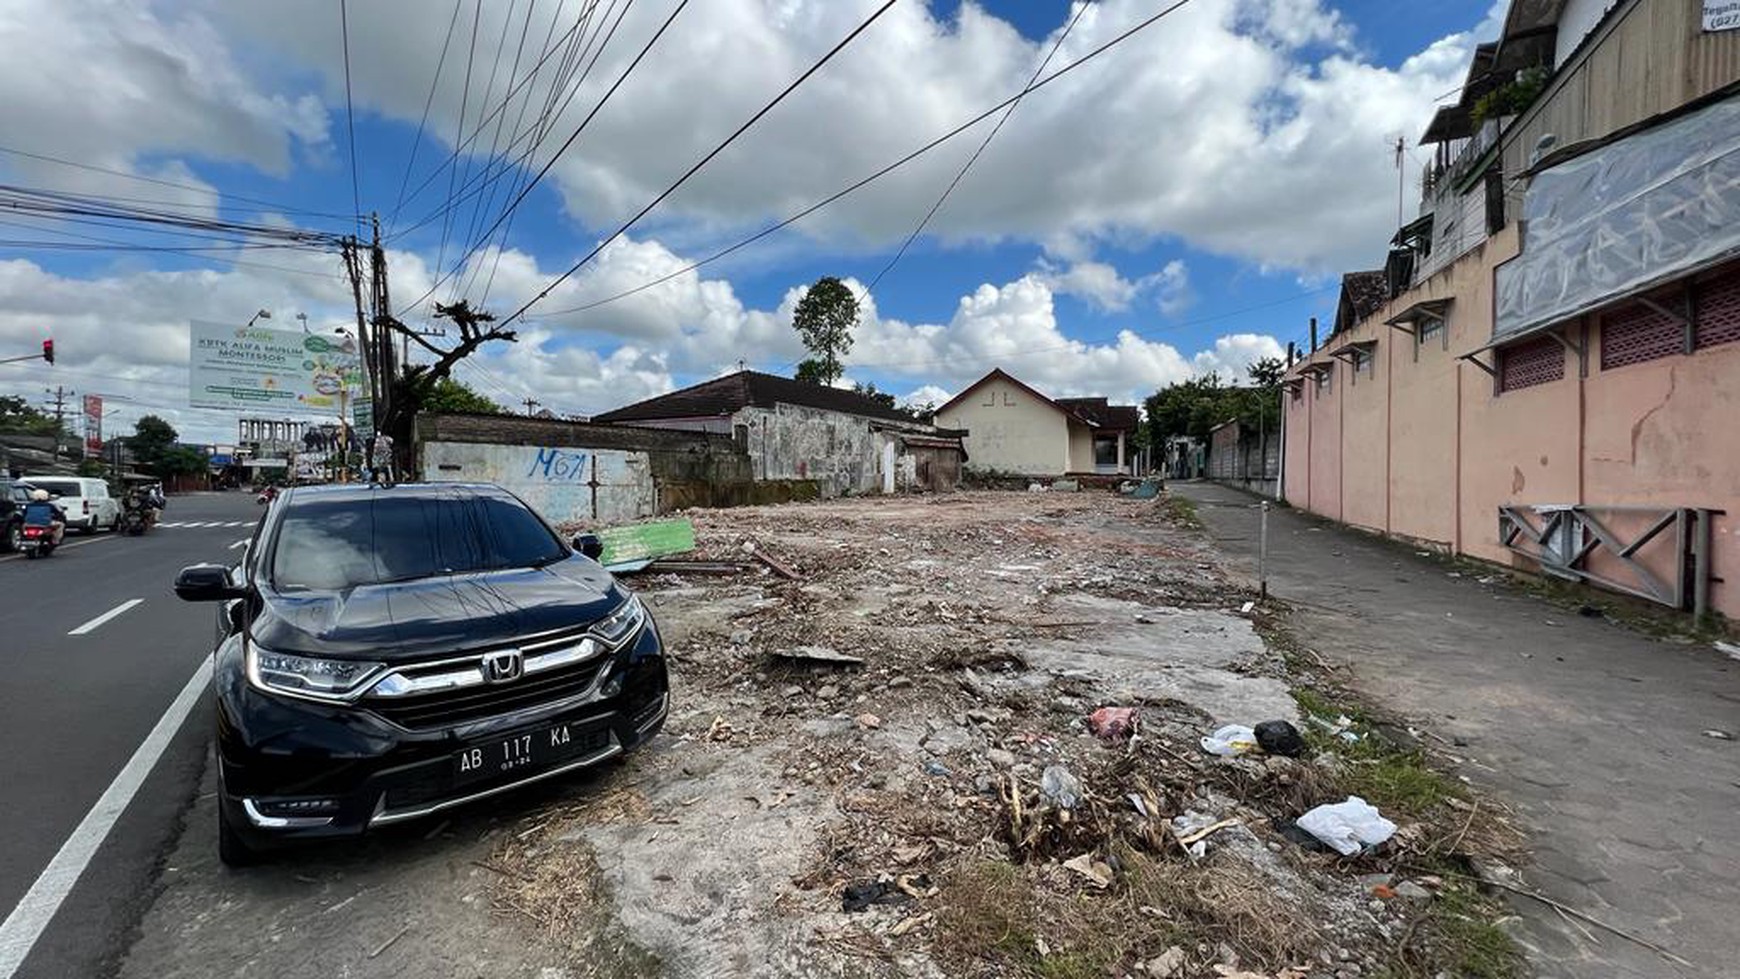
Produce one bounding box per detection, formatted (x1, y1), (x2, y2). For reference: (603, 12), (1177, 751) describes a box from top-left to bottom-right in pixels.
(20, 475), (121, 534)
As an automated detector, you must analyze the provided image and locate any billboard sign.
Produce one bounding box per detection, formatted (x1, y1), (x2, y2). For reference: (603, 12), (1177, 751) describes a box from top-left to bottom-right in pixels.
(1706, 0), (1740, 31)
(188, 321), (363, 412)
(82, 394), (102, 458)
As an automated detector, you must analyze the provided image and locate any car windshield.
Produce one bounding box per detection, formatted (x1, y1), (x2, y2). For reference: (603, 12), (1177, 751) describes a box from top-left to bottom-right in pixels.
(271, 493), (566, 591)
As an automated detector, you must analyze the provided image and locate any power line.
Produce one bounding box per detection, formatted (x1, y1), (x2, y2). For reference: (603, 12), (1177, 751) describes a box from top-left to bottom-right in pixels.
(386, 0), (463, 237)
(853, 0), (1088, 308)
(0, 143), (356, 220)
(434, 0), (486, 293)
(340, 0), (363, 239)
(444, 0), (524, 302)
(538, 0), (1196, 320)
(503, 0), (900, 327)
(397, 0), (680, 319)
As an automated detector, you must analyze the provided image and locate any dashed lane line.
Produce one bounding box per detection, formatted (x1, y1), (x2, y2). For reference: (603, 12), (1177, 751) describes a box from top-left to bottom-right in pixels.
(67, 599), (144, 636)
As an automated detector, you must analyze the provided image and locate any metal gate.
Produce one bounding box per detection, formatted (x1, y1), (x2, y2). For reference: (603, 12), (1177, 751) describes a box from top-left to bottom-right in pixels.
(1497, 504), (1723, 618)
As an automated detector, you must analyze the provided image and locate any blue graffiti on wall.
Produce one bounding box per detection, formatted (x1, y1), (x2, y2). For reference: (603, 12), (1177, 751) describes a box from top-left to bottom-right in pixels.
(527, 447), (590, 482)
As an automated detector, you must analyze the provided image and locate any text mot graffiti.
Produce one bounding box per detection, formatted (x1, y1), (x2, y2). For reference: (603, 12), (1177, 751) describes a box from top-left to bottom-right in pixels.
(527, 447), (590, 482)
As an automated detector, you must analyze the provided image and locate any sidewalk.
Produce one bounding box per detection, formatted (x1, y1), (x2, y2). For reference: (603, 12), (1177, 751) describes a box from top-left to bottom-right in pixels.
(1173, 481), (1740, 979)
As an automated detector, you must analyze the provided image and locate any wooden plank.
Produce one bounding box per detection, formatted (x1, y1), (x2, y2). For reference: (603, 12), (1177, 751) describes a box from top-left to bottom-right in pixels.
(596, 519), (696, 570)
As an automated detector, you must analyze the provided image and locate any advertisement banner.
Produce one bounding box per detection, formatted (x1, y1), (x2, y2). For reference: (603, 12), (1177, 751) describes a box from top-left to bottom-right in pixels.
(188, 320), (363, 412)
(1706, 0), (1740, 31)
(82, 394), (102, 458)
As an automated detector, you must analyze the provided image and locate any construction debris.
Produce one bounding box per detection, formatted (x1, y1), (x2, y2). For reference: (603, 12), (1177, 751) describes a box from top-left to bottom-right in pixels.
(771, 645), (865, 667)
(1087, 706), (1139, 743)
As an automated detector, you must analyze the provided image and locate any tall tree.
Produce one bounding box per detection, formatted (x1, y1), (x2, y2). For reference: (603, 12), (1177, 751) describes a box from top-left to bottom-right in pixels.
(791, 277), (858, 386)
(1246, 356), (1285, 389)
(0, 395), (66, 437)
(130, 414), (179, 470)
(374, 300), (516, 466)
(418, 377), (504, 415)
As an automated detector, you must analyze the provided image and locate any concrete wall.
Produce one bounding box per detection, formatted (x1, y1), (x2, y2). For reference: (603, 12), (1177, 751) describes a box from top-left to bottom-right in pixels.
(1284, 223), (1740, 619)
(937, 375), (1069, 475)
(423, 441), (656, 525)
(738, 403), (886, 495)
(1066, 421), (1095, 474)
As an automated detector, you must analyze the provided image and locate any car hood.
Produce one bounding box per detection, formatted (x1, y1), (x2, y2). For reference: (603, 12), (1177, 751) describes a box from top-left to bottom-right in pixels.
(250, 557), (624, 662)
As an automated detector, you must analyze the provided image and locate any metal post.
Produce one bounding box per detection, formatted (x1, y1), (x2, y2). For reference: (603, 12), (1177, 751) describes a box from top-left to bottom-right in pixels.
(1692, 508), (1712, 624)
(1258, 501), (1271, 600)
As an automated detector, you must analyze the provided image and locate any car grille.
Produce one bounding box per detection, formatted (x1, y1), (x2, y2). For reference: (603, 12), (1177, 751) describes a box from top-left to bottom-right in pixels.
(368, 657), (607, 731)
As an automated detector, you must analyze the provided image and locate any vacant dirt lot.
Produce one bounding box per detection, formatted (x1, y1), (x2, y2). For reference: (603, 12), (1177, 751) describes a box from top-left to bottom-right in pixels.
(122, 490), (1520, 979)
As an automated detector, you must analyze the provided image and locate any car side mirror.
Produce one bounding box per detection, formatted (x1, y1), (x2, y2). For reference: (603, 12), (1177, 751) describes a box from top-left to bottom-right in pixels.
(573, 533), (604, 560)
(175, 563), (246, 602)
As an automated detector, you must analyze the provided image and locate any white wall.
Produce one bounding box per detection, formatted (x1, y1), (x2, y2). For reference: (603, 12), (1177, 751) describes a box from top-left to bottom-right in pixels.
(422, 441), (655, 525)
(936, 376), (1070, 474)
(1556, 0), (1618, 66)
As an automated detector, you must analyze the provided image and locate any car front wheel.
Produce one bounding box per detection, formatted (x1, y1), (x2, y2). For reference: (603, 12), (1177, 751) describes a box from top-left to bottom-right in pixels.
(3, 523), (19, 552)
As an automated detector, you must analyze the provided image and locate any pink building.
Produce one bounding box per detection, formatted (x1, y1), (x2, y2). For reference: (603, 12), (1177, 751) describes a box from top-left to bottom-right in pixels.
(1283, 0), (1740, 621)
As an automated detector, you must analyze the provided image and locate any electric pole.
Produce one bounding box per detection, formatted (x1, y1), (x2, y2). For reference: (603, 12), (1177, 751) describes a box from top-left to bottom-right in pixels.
(522, 398), (542, 416)
(1395, 136), (1406, 228)
(43, 385), (72, 460)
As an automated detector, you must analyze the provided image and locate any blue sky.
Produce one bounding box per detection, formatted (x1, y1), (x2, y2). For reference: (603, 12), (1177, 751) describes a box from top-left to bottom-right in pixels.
(0, 0), (1499, 441)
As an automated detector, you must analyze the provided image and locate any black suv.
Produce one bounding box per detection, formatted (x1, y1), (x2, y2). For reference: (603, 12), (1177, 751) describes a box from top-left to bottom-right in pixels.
(2, 481), (34, 551)
(175, 482), (668, 864)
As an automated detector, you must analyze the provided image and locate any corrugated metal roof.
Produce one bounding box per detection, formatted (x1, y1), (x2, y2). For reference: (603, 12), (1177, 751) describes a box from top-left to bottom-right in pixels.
(593, 370), (918, 425)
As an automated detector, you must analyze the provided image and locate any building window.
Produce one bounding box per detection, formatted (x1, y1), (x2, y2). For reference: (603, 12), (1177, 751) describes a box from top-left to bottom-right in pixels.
(1499, 334), (1565, 392)
(1418, 316), (1444, 344)
(1313, 369), (1332, 395)
(1600, 300), (1681, 370)
(1696, 274), (1740, 350)
(1093, 436), (1119, 468)
(1351, 346), (1374, 374)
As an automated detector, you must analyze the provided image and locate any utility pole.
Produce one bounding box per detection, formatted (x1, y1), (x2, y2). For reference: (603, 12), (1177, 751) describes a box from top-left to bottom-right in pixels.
(43, 385), (71, 460)
(522, 398), (541, 416)
(1395, 136), (1406, 228)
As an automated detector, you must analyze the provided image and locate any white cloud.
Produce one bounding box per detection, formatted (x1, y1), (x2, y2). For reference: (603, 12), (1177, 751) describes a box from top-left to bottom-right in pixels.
(185, 0), (1484, 274)
(1189, 333), (1286, 381)
(902, 384), (952, 409)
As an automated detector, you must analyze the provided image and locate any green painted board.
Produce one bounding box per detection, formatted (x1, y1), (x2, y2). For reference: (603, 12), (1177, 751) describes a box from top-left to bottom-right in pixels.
(597, 519), (696, 570)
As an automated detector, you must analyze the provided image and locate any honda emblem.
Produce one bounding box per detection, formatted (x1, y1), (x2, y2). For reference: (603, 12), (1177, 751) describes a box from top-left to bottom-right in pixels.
(482, 650), (523, 683)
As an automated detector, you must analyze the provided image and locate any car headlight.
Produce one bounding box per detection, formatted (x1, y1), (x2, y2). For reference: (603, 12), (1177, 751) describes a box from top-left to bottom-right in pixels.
(592, 594), (646, 646)
(246, 644), (384, 702)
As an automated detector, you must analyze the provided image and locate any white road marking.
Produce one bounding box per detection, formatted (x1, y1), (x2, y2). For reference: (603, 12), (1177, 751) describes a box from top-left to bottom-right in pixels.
(0, 657), (212, 979)
(67, 599), (144, 636)
(157, 522), (183, 528)
(227, 538), (249, 551)
(224, 521), (246, 527)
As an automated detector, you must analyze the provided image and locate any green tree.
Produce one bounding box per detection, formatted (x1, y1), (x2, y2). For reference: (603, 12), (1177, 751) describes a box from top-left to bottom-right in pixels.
(0, 395), (66, 437)
(851, 381), (897, 410)
(791, 277), (858, 386)
(417, 377), (504, 415)
(1246, 356), (1285, 389)
(155, 445), (209, 477)
(130, 415), (179, 470)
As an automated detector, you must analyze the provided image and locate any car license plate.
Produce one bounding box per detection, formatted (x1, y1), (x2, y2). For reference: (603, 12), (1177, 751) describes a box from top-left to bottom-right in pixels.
(452, 721), (609, 788)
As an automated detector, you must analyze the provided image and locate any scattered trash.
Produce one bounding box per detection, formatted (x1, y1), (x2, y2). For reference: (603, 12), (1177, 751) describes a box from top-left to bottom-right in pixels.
(1051, 479), (1080, 492)
(1393, 880), (1432, 901)
(1061, 852), (1114, 888)
(1577, 604), (1603, 618)
(887, 910), (934, 937)
(632, 559), (749, 576)
(1371, 884), (1397, 899)
(1129, 478), (1164, 500)
(706, 716), (733, 742)
(1704, 729), (1733, 741)
(1039, 765), (1082, 809)
(1240, 600), (1255, 614)
(841, 877), (913, 913)
(1715, 640), (1740, 662)
(856, 712), (882, 729)
(922, 759), (952, 777)
(594, 518), (698, 572)
(1272, 816), (1329, 852)
(1173, 817), (1241, 848)
(1027, 482), (1047, 493)
(772, 645), (865, 667)
(1199, 724), (1260, 756)
(1294, 796), (1396, 856)
(1087, 706), (1139, 743)
(745, 543), (801, 580)
(1254, 720), (1304, 756)
(1143, 945), (1186, 977)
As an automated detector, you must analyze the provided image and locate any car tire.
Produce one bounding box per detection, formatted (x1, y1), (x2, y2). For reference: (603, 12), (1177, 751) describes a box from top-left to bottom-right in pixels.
(217, 802), (259, 868)
(3, 523), (18, 552)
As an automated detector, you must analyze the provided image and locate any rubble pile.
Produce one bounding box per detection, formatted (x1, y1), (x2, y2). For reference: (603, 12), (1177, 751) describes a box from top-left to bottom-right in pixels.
(503, 491), (1520, 979)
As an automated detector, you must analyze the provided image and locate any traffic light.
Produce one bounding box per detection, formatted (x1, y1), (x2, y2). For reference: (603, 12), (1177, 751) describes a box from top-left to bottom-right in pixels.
(41, 339), (53, 364)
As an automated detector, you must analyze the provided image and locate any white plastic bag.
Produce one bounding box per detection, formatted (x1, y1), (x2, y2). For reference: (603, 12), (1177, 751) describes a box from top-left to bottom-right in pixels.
(1199, 724), (1259, 756)
(1295, 796), (1396, 856)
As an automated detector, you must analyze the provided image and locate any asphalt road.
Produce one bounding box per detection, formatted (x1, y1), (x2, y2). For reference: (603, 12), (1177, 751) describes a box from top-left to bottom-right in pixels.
(0, 491), (262, 979)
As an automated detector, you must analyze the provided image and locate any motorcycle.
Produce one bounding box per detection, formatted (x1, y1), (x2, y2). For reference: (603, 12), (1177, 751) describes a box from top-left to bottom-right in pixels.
(20, 508), (62, 558)
(256, 485), (279, 505)
(120, 492), (158, 536)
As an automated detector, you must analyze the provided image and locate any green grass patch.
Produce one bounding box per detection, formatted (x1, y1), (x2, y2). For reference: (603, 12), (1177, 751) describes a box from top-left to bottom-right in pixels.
(1289, 688), (1463, 816)
(1158, 492), (1203, 529)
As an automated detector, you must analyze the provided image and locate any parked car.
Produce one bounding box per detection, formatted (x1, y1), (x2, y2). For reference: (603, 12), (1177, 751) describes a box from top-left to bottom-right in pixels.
(18, 475), (119, 534)
(174, 482), (669, 865)
(2, 481), (34, 551)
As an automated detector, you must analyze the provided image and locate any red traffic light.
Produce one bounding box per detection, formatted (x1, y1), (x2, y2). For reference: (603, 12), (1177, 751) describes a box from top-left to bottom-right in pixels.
(42, 339), (53, 364)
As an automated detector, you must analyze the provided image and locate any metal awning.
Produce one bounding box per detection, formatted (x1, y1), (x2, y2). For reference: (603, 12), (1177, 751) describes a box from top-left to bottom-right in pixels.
(1327, 340), (1377, 362)
(1385, 298), (1452, 335)
(1297, 361), (1334, 375)
(1391, 213), (1433, 250)
(1420, 104), (1473, 145)
(1280, 376), (1306, 391)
